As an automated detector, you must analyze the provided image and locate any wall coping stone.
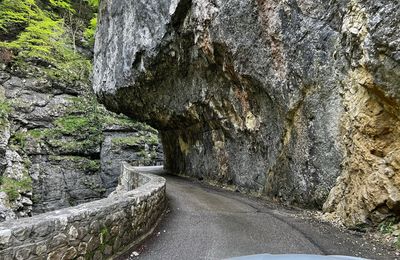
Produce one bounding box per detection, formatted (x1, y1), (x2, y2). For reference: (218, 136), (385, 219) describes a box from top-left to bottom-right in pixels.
(0, 162), (166, 259)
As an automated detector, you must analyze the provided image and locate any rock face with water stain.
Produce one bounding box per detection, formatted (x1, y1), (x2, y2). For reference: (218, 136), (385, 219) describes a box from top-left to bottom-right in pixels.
(93, 0), (400, 226)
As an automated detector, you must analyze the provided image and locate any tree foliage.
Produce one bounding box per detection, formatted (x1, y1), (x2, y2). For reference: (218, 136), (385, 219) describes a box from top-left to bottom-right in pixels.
(6, 17), (64, 61)
(83, 15), (97, 47)
(0, 0), (98, 81)
(85, 0), (99, 8)
(49, 0), (74, 12)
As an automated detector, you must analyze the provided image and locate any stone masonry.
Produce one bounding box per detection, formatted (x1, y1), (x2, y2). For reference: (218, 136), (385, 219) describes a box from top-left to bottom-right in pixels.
(0, 163), (166, 259)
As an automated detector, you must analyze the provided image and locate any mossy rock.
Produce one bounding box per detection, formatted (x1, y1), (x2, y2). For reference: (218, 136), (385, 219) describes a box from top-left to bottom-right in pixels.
(111, 134), (159, 147)
(0, 174), (32, 201)
(49, 155), (101, 173)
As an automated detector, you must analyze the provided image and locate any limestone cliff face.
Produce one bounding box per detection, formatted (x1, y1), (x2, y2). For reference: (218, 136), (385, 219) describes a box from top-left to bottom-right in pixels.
(0, 63), (162, 220)
(93, 0), (400, 226)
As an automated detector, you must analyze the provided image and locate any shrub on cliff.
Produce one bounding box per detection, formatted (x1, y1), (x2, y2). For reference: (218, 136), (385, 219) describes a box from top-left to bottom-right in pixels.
(0, 0), (98, 82)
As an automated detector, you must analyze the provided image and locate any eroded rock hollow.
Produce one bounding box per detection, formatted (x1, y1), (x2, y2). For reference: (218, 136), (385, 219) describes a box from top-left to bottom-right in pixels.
(93, 0), (400, 226)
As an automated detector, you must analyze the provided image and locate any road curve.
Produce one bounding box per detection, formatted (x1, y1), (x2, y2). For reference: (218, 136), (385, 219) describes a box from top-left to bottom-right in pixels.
(118, 166), (396, 260)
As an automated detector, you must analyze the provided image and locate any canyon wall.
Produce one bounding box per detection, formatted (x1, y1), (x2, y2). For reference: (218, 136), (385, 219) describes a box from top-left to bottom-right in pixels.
(0, 0), (163, 222)
(93, 0), (400, 226)
(0, 63), (162, 220)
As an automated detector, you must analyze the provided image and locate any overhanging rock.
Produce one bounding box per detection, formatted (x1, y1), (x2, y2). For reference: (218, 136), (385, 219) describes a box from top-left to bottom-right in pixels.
(93, 0), (400, 226)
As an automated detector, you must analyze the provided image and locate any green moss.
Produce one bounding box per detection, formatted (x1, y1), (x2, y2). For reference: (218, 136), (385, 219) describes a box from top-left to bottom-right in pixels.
(137, 150), (148, 158)
(38, 113), (104, 152)
(10, 131), (28, 150)
(0, 101), (11, 118)
(0, 174), (32, 201)
(111, 134), (159, 147)
(102, 115), (135, 127)
(63, 96), (158, 137)
(27, 128), (48, 139)
(77, 158), (100, 172)
(0, 101), (11, 128)
(48, 135), (102, 154)
(54, 116), (92, 135)
(49, 155), (100, 172)
(24, 100), (108, 154)
(102, 114), (157, 133)
(46, 60), (92, 84)
(147, 134), (159, 146)
(111, 136), (144, 147)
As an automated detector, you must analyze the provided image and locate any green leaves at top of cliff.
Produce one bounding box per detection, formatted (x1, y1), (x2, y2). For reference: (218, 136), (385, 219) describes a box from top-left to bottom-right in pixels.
(0, 0), (98, 83)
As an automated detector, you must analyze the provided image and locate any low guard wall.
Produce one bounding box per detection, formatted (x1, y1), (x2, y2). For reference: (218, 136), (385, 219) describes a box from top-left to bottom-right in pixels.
(0, 163), (166, 260)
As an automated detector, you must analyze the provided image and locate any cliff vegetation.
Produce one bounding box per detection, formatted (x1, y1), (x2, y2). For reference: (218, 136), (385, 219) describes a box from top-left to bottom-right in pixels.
(0, 0), (162, 220)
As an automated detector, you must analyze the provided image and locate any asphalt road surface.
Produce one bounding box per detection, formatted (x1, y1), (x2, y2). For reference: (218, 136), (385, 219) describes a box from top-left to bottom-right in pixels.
(118, 166), (397, 260)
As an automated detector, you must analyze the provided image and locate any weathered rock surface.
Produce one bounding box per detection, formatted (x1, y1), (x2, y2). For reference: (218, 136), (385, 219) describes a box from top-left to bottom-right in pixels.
(100, 129), (163, 194)
(94, 0), (400, 226)
(0, 62), (163, 219)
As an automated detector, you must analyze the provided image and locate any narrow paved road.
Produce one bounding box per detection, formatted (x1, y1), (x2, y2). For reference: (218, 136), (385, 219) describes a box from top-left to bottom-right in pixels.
(119, 167), (396, 260)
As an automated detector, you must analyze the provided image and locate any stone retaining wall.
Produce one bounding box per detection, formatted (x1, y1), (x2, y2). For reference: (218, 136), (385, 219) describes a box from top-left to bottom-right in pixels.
(0, 163), (166, 260)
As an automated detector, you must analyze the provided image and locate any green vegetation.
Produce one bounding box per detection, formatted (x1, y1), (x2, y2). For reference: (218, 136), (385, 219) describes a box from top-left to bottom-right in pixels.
(0, 174), (32, 201)
(0, 101), (11, 118)
(16, 114), (102, 154)
(22, 96), (103, 152)
(98, 226), (111, 254)
(47, 114), (103, 153)
(83, 15), (97, 47)
(0, 101), (11, 128)
(396, 237), (400, 249)
(49, 155), (100, 172)
(378, 217), (397, 234)
(10, 131), (28, 150)
(0, 0), (99, 82)
(100, 226), (109, 244)
(27, 128), (46, 139)
(111, 134), (159, 147)
(55, 116), (95, 135)
(377, 217), (400, 249)
(23, 95), (158, 155)
(111, 133), (160, 166)
(0, 0), (161, 211)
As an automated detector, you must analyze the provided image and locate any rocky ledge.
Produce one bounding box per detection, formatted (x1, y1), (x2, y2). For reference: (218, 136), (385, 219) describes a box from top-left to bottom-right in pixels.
(0, 62), (163, 220)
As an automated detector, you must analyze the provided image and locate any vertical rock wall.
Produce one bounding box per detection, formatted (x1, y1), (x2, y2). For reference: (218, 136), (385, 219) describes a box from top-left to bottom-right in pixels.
(94, 0), (400, 226)
(323, 1), (400, 226)
(0, 64), (162, 219)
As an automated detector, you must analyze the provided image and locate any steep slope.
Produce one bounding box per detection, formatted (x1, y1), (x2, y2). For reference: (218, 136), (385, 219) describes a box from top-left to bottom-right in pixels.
(93, 0), (400, 227)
